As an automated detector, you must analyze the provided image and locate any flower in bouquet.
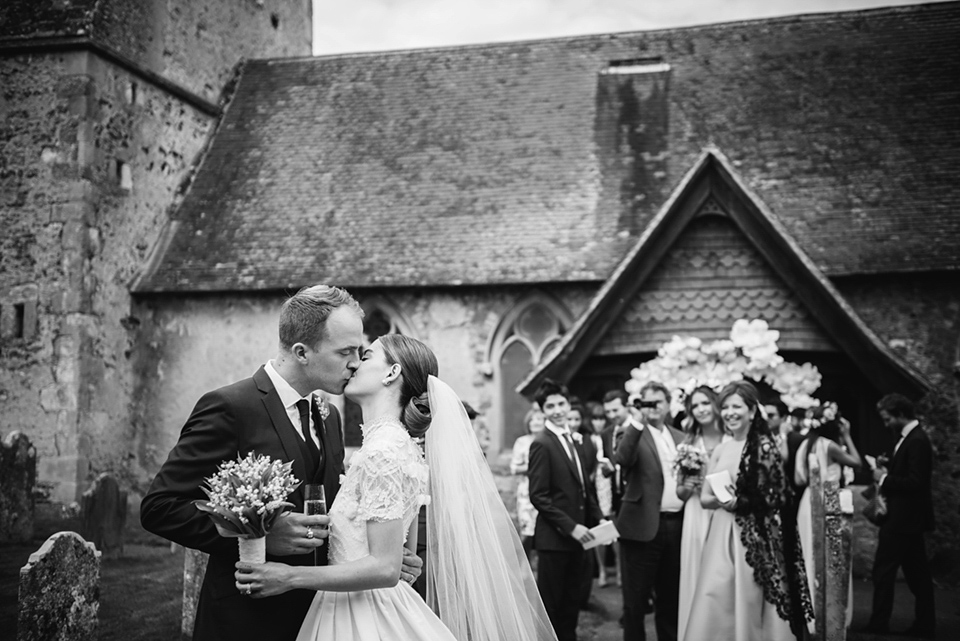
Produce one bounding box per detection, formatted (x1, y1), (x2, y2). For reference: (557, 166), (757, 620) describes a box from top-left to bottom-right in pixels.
(195, 452), (301, 539)
(673, 443), (709, 480)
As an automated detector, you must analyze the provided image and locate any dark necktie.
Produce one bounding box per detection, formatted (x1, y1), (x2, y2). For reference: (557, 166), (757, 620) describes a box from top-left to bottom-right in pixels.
(296, 399), (321, 465)
(562, 432), (586, 490)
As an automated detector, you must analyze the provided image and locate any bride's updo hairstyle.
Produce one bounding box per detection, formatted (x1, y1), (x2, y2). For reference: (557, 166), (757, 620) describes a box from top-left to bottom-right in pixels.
(379, 334), (439, 438)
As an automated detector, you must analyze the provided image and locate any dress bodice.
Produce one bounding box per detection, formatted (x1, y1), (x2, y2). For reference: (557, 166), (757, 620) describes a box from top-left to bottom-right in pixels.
(327, 418), (429, 565)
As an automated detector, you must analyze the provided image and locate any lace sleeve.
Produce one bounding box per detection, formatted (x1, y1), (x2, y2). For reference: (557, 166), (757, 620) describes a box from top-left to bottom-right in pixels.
(353, 443), (422, 522)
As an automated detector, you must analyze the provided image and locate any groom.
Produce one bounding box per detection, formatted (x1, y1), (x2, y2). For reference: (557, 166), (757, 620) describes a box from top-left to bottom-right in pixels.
(141, 285), (421, 641)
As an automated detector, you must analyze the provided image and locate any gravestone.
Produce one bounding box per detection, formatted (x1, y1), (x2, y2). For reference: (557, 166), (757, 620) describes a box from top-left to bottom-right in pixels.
(18, 531), (100, 641)
(80, 472), (126, 557)
(181, 548), (209, 640)
(1, 431), (37, 543)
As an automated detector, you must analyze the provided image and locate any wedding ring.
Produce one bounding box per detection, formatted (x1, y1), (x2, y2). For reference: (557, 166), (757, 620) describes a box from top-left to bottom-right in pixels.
(243, 585), (252, 595)
(306, 526), (315, 540)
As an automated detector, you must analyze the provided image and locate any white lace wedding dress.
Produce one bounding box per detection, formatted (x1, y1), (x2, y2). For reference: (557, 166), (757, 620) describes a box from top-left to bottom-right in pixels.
(296, 418), (456, 641)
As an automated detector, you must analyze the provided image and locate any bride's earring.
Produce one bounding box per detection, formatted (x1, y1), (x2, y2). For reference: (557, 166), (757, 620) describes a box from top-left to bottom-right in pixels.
(382, 379), (391, 386)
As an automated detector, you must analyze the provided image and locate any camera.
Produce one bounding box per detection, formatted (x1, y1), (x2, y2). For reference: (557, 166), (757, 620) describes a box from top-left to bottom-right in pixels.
(632, 399), (660, 409)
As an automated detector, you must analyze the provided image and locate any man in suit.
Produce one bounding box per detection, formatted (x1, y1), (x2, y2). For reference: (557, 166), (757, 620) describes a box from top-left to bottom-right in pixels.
(862, 393), (936, 638)
(614, 381), (685, 641)
(141, 285), (421, 641)
(528, 379), (603, 641)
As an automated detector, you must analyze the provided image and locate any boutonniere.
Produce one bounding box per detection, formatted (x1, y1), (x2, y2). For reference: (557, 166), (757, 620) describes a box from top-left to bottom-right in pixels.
(314, 395), (330, 421)
(571, 432), (583, 445)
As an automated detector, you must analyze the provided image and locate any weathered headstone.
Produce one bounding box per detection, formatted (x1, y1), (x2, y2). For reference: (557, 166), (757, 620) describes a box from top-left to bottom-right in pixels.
(1, 431), (37, 543)
(181, 548), (209, 640)
(809, 457), (854, 641)
(80, 472), (127, 557)
(18, 531), (100, 641)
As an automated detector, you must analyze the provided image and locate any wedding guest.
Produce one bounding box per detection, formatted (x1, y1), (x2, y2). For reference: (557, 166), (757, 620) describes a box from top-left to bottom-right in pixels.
(684, 380), (812, 641)
(860, 394), (936, 638)
(601, 389), (630, 587)
(675, 385), (729, 641)
(511, 407), (546, 559)
(587, 401), (616, 587)
(795, 402), (862, 630)
(614, 382), (685, 641)
(528, 379), (603, 641)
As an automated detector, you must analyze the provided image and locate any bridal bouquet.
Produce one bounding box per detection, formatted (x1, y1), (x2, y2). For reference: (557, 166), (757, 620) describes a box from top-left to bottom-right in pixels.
(195, 452), (300, 548)
(673, 443), (709, 481)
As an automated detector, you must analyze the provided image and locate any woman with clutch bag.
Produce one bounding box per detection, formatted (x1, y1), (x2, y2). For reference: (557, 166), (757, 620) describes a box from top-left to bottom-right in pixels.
(684, 381), (812, 641)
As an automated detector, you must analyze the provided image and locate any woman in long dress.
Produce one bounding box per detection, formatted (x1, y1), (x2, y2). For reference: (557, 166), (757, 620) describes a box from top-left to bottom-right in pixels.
(236, 335), (557, 641)
(684, 381), (812, 641)
(586, 401), (615, 586)
(675, 385), (729, 641)
(511, 407), (546, 559)
(795, 402), (861, 631)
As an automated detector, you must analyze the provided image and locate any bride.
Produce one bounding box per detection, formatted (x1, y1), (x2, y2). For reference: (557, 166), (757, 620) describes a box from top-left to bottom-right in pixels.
(235, 334), (557, 641)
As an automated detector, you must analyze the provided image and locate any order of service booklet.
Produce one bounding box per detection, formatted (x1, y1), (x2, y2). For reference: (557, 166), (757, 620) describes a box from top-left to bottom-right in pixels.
(582, 520), (620, 550)
(705, 469), (735, 504)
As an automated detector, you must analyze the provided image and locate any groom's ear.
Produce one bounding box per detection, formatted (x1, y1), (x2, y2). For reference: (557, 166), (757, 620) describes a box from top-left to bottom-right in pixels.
(292, 342), (308, 362)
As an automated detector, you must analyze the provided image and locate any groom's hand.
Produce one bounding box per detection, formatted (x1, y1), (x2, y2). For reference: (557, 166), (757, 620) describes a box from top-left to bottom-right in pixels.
(266, 512), (330, 556)
(400, 549), (423, 585)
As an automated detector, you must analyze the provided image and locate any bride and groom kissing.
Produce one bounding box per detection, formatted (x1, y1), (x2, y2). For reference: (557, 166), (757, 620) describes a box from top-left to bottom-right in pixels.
(140, 284), (556, 641)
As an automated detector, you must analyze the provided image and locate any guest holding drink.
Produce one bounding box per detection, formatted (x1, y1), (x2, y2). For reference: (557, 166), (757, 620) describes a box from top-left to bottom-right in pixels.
(684, 381), (812, 641)
(675, 385), (729, 641)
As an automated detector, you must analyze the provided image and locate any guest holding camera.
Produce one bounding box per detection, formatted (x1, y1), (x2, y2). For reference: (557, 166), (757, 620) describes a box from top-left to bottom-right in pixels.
(613, 382), (685, 641)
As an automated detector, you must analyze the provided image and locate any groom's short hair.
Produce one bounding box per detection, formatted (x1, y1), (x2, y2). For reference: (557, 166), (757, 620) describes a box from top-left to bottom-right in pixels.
(279, 285), (363, 349)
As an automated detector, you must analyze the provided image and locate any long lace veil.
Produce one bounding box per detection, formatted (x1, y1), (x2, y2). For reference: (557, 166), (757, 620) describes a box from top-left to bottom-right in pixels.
(424, 375), (558, 641)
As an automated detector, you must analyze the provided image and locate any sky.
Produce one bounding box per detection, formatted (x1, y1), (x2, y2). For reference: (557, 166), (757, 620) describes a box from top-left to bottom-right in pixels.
(312, 0), (935, 56)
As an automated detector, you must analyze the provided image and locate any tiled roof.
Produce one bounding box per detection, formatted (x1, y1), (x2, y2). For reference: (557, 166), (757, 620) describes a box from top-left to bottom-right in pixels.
(136, 2), (960, 292)
(0, 0), (98, 40)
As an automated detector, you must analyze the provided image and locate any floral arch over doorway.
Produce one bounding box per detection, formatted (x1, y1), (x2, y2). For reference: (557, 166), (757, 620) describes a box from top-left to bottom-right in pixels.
(488, 293), (573, 453)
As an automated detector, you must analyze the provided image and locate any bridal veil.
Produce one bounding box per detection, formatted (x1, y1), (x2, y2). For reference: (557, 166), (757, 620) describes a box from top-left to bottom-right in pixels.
(424, 375), (558, 641)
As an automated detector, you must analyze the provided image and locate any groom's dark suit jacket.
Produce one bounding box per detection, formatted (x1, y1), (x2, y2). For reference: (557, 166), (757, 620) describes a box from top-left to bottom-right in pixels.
(141, 366), (345, 641)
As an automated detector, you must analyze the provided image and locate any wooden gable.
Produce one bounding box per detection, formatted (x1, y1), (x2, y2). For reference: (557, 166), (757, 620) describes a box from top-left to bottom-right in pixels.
(596, 202), (835, 355)
(518, 148), (930, 397)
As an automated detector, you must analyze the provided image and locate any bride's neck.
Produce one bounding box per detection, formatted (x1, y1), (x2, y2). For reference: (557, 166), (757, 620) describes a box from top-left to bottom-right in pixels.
(359, 396), (402, 425)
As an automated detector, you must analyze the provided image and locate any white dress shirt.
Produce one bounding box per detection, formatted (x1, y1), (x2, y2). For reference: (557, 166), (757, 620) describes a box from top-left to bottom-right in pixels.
(545, 420), (586, 490)
(646, 423), (684, 513)
(264, 360), (320, 449)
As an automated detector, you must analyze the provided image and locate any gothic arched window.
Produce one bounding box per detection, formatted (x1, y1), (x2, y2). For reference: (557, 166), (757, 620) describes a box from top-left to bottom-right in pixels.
(488, 294), (572, 452)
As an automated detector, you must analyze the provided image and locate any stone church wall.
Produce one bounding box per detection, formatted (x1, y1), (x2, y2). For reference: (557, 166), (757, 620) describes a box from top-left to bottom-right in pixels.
(0, 51), (214, 503)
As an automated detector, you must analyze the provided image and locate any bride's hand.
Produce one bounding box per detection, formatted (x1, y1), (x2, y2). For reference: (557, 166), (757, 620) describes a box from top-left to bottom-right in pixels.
(235, 561), (296, 598)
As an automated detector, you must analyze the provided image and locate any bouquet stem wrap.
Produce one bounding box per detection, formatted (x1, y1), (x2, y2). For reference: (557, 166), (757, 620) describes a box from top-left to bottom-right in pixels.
(238, 536), (266, 564)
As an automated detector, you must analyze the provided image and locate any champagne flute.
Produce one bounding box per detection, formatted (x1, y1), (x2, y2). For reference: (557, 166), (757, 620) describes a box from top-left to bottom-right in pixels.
(303, 484), (326, 566)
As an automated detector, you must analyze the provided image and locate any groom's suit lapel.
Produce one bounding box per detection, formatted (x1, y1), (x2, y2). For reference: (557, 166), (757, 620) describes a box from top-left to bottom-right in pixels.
(253, 366), (311, 486)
